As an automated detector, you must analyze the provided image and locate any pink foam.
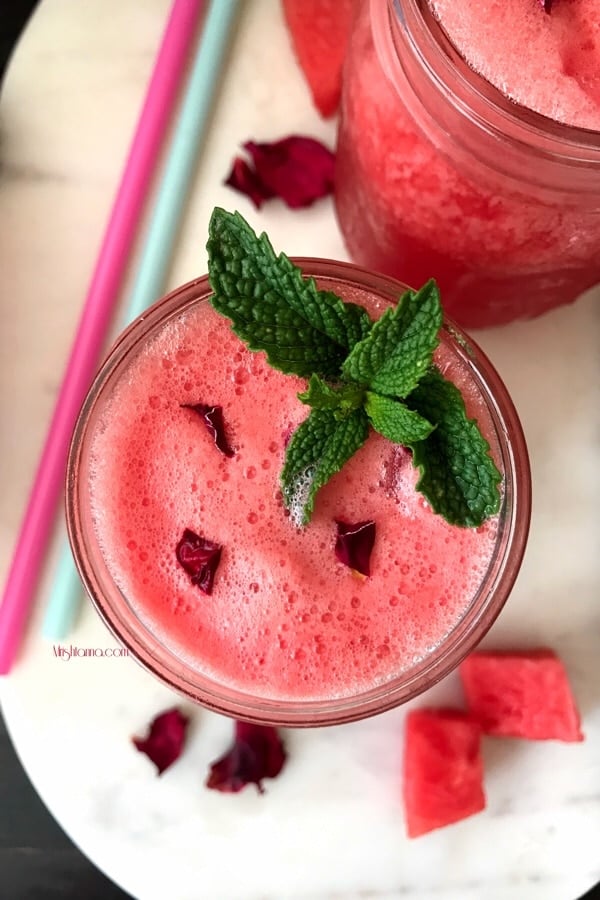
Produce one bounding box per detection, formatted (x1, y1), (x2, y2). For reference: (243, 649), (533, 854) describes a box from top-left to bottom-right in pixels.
(89, 301), (498, 701)
(430, 0), (600, 129)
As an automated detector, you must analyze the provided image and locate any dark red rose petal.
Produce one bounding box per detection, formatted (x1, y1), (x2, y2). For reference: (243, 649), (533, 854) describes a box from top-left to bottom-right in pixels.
(539, 0), (552, 10)
(132, 707), (189, 775)
(206, 721), (287, 794)
(176, 528), (222, 595)
(245, 136), (335, 209)
(224, 157), (275, 210)
(224, 135), (335, 209)
(182, 403), (234, 457)
(334, 519), (376, 577)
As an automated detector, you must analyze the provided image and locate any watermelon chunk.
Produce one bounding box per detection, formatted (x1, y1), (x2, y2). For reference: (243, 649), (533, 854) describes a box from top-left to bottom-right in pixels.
(460, 649), (584, 742)
(282, 0), (358, 117)
(403, 709), (485, 838)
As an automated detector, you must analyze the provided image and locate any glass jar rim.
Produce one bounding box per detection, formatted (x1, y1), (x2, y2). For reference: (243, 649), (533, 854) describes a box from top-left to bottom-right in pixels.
(375, 0), (600, 195)
(66, 262), (531, 727)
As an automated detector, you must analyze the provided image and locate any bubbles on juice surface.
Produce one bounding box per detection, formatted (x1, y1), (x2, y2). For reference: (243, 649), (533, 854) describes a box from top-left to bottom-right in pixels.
(429, 0), (600, 129)
(88, 291), (500, 701)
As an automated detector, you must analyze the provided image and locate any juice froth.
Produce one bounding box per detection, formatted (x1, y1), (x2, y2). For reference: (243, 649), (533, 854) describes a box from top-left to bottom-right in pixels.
(429, 0), (600, 130)
(88, 287), (500, 702)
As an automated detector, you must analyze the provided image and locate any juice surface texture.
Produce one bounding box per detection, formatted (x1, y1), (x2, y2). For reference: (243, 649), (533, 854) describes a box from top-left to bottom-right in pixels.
(88, 290), (499, 702)
(334, 0), (600, 328)
(430, 0), (600, 129)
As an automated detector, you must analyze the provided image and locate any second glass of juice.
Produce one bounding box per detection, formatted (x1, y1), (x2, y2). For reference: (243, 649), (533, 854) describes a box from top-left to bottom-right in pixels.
(66, 262), (530, 726)
(334, 0), (600, 328)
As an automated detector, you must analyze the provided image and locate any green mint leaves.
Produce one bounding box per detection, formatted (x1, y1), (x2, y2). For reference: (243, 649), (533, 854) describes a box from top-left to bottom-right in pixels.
(342, 279), (442, 396)
(207, 209), (371, 378)
(406, 370), (502, 526)
(207, 209), (501, 528)
(364, 393), (435, 445)
(298, 375), (365, 418)
(281, 409), (369, 526)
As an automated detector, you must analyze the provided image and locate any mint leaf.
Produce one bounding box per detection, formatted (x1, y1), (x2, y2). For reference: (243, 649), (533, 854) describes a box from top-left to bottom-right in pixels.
(341, 280), (442, 397)
(299, 374), (364, 418)
(205, 209), (501, 529)
(280, 408), (369, 525)
(406, 369), (502, 527)
(207, 208), (372, 378)
(365, 392), (434, 444)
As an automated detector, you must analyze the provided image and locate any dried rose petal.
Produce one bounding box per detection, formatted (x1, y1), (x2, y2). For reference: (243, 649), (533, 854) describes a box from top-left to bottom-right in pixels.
(206, 721), (287, 794)
(176, 528), (222, 594)
(132, 707), (189, 775)
(182, 403), (234, 457)
(224, 157), (275, 209)
(245, 137), (335, 208)
(334, 519), (376, 577)
(224, 135), (335, 209)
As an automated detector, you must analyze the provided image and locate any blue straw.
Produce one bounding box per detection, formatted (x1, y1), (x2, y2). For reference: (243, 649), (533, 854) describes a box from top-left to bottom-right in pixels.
(43, 0), (241, 639)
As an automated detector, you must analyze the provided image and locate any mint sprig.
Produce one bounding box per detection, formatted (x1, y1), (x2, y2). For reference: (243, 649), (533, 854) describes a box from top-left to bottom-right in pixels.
(207, 209), (371, 378)
(342, 281), (442, 397)
(207, 209), (502, 528)
(280, 408), (369, 526)
(298, 374), (365, 418)
(364, 393), (435, 445)
(406, 369), (502, 526)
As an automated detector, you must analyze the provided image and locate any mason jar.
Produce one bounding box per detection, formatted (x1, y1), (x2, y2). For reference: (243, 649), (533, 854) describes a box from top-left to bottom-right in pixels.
(334, 0), (600, 328)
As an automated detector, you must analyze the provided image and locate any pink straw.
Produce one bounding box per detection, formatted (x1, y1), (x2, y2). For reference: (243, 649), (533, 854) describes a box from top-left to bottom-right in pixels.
(0, 0), (204, 674)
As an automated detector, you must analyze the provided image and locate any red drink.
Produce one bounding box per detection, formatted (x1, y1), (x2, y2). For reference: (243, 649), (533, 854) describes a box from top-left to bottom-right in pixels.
(334, 0), (600, 328)
(66, 263), (530, 725)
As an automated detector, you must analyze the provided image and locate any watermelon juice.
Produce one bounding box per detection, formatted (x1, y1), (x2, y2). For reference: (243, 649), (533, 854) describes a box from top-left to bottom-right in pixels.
(66, 262), (530, 725)
(334, 0), (600, 328)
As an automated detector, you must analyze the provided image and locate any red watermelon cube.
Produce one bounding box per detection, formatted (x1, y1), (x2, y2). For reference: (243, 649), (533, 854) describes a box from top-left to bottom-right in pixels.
(403, 709), (485, 838)
(460, 649), (584, 742)
(282, 0), (358, 117)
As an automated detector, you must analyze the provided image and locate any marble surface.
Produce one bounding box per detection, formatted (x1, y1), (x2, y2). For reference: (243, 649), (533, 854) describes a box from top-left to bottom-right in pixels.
(0, 1), (599, 898)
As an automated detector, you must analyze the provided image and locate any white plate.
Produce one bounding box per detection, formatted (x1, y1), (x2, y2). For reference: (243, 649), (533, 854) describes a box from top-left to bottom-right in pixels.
(0, 2), (598, 898)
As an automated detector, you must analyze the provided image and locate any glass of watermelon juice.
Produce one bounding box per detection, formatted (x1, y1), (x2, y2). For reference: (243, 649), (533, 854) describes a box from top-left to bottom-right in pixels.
(334, 0), (600, 328)
(66, 262), (530, 726)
